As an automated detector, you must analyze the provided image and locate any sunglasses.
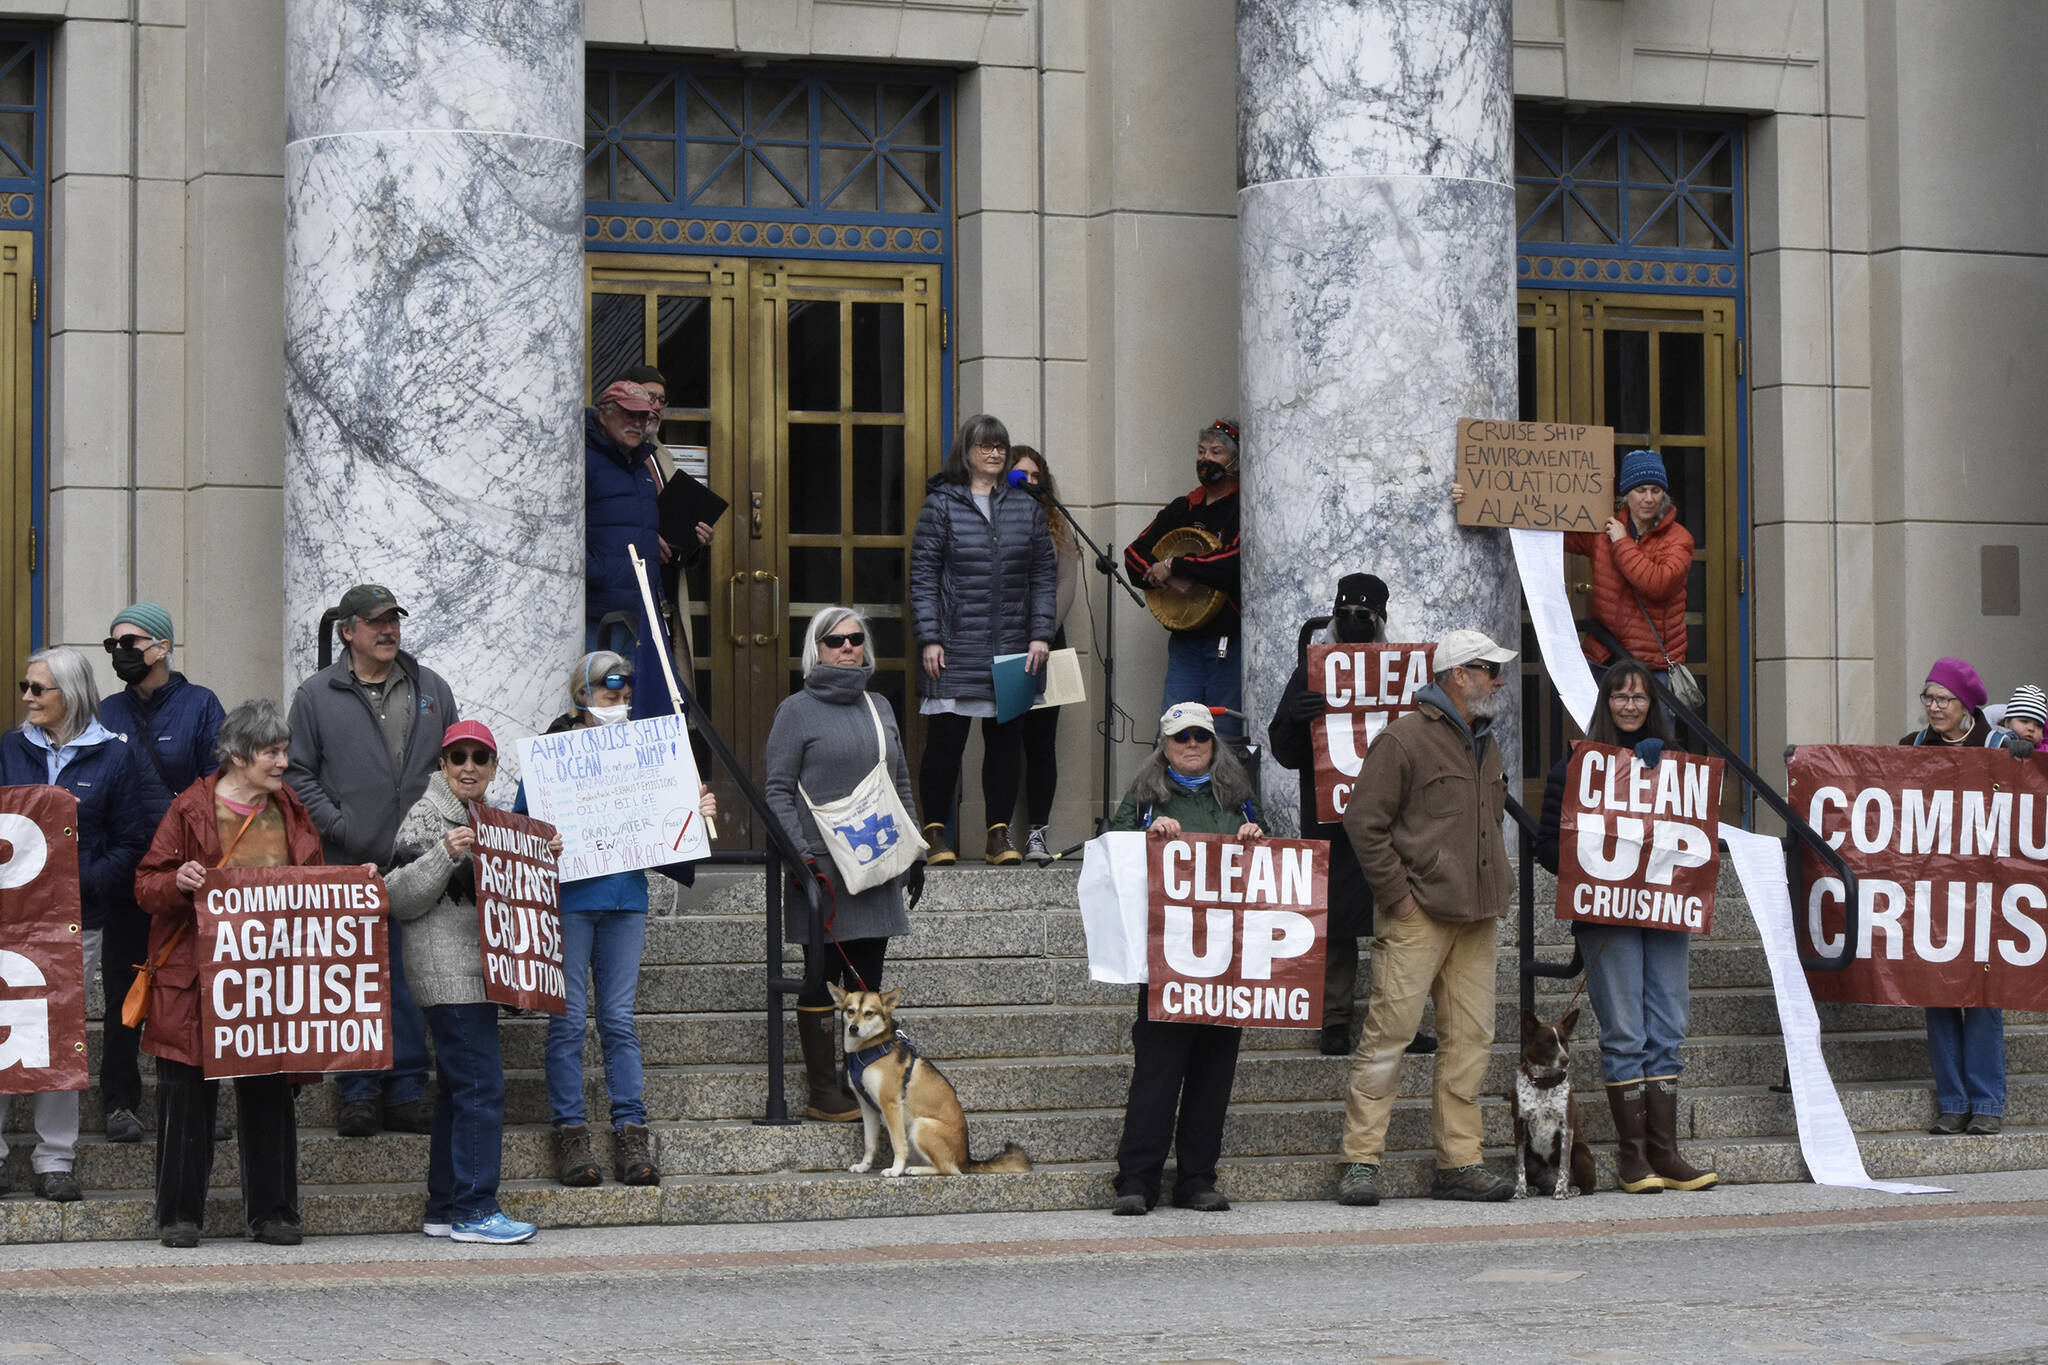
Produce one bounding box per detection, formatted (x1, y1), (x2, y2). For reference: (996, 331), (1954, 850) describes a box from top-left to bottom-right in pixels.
(1462, 660), (1504, 679)
(1168, 729), (1214, 744)
(443, 746), (497, 766)
(103, 634), (156, 652)
(820, 631), (866, 649)
(17, 680), (52, 697)
(594, 672), (632, 691)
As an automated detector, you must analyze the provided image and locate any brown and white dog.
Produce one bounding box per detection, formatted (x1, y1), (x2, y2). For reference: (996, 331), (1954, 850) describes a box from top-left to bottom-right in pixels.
(1512, 1006), (1596, 1199)
(829, 983), (1032, 1178)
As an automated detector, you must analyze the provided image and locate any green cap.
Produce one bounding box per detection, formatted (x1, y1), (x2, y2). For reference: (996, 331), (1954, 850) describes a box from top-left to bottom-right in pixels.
(335, 584), (408, 621)
(109, 601), (174, 642)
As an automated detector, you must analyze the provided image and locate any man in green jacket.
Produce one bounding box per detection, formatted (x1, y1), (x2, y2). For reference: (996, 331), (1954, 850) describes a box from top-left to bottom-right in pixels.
(1333, 629), (1516, 1206)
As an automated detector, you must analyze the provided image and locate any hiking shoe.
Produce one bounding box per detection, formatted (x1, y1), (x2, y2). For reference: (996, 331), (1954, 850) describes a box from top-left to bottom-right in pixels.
(1432, 1163), (1513, 1202)
(1023, 826), (1054, 866)
(33, 1170), (82, 1202)
(984, 823), (1021, 866)
(422, 1221), (453, 1238)
(104, 1107), (144, 1144)
(1966, 1114), (2004, 1135)
(252, 1220), (303, 1246)
(614, 1122), (658, 1185)
(1110, 1193), (1150, 1216)
(922, 823), (956, 866)
(555, 1123), (601, 1187)
(1174, 1188), (1230, 1212)
(1336, 1162), (1381, 1207)
(1318, 1023), (1351, 1056)
(384, 1097), (434, 1134)
(1405, 1033), (1439, 1055)
(159, 1222), (200, 1248)
(336, 1098), (380, 1138)
(1929, 1111), (1967, 1135)
(451, 1211), (537, 1244)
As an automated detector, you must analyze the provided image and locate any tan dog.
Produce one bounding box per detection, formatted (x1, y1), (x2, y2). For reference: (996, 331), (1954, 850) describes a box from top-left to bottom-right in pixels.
(829, 983), (1032, 1178)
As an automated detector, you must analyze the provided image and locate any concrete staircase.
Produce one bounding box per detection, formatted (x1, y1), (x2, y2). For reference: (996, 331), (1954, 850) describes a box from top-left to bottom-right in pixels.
(4, 863), (2044, 1243)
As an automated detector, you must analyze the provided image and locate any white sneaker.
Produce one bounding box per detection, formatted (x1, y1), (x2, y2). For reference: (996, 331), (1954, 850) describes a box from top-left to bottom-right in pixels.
(1024, 826), (1053, 865)
(422, 1222), (453, 1238)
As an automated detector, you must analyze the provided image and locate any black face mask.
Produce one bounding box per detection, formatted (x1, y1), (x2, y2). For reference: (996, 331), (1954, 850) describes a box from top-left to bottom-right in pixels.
(1332, 608), (1383, 644)
(111, 647), (152, 684)
(1197, 458), (1235, 487)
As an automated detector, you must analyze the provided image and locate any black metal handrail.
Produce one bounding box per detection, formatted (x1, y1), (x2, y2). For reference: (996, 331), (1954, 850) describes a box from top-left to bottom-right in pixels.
(1509, 792), (1584, 1018)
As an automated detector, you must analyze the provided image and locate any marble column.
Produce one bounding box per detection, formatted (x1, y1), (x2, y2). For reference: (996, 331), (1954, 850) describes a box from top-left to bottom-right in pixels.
(1237, 0), (1520, 833)
(283, 1), (585, 755)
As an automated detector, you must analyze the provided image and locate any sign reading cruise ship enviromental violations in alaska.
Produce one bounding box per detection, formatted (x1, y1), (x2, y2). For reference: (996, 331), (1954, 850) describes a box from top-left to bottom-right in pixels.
(197, 865), (394, 1078)
(1145, 835), (1328, 1028)
(1454, 420), (1615, 532)
(1554, 741), (1724, 936)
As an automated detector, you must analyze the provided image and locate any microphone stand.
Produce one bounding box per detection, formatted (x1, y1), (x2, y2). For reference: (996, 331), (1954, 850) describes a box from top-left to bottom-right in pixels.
(1016, 477), (1145, 835)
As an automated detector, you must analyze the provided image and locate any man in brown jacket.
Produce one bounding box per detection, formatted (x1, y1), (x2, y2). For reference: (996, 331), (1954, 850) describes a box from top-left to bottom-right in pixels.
(1334, 628), (1516, 1206)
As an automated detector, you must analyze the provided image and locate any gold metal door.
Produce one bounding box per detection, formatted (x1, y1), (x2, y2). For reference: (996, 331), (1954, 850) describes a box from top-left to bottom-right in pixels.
(0, 233), (31, 697)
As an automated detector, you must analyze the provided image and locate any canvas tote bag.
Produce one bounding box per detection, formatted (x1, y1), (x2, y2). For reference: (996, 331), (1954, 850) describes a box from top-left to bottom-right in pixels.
(798, 694), (927, 895)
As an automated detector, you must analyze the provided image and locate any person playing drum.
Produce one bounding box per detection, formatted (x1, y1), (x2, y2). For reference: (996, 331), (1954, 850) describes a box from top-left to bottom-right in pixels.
(1125, 419), (1244, 738)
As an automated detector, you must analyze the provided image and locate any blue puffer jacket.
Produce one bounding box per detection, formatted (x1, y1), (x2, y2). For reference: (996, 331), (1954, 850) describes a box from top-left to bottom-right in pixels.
(585, 406), (662, 623)
(0, 720), (152, 931)
(908, 474), (1056, 704)
(98, 672), (225, 835)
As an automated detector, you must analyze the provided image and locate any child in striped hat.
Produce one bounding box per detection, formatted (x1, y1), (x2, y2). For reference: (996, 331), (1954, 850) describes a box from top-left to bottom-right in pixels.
(2002, 684), (2046, 747)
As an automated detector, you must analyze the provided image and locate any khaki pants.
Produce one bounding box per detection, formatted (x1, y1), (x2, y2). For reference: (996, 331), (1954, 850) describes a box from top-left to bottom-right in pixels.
(1338, 909), (1497, 1168)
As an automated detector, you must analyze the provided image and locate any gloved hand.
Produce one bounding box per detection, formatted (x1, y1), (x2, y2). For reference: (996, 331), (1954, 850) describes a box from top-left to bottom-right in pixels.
(804, 857), (834, 900)
(2009, 739), (2036, 760)
(1280, 688), (1329, 727)
(1632, 737), (1666, 768)
(903, 860), (927, 910)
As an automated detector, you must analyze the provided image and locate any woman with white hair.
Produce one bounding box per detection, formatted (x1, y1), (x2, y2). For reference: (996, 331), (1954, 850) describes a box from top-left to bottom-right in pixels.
(0, 646), (149, 1203)
(764, 607), (927, 1121)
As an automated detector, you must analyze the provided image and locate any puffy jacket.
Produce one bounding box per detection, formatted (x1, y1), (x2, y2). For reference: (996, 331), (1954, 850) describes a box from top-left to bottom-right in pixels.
(284, 653), (457, 867)
(99, 672), (225, 836)
(1342, 685), (1509, 925)
(1566, 505), (1693, 666)
(0, 720), (151, 931)
(133, 776), (327, 1068)
(585, 406), (663, 623)
(909, 475), (1056, 704)
(1267, 657), (1371, 938)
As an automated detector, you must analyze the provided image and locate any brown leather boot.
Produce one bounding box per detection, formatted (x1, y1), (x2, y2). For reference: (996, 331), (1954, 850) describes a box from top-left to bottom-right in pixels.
(985, 823), (1021, 865)
(922, 822), (956, 866)
(797, 1005), (860, 1121)
(1643, 1076), (1718, 1190)
(614, 1122), (658, 1186)
(1604, 1080), (1666, 1193)
(554, 1123), (601, 1187)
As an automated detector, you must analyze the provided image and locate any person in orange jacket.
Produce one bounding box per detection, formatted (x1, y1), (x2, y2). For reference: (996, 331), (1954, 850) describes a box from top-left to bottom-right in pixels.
(1565, 448), (1695, 680)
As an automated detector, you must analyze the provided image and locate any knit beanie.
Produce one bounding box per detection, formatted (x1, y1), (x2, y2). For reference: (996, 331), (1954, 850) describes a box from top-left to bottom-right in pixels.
(2004, 684), (2047, 729)
(109, 601), (174, 643)
(1925, 657), (1987, 712)
(1617, 449), (1668, 494)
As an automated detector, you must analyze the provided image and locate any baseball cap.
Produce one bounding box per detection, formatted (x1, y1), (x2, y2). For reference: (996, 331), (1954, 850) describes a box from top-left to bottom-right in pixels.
(598, 380), (660, 414)
(1433, 629), (1516, 671)
(1159, 702), (1218, 737)
(335, 584), (407, 621)
(440, 720), (498, 755)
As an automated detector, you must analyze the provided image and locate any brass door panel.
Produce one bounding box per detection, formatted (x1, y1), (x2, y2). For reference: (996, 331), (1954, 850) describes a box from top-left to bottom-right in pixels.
(0, 233), (31, 700)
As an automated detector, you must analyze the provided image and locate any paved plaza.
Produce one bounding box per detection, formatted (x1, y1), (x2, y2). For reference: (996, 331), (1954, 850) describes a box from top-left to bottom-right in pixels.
(4, 1171), (2048, 1364)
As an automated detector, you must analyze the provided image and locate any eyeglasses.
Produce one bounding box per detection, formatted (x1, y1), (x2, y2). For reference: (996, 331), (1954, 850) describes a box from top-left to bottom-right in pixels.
(361, 612), (402, 628)
(1168, 730), (1214, 744)
(820, 632), (865, 649)
(1462, 660), (1504, 679)
(1610, 693), (1651, 708)
(443, 746), (496, 767)
(973, 441), (1009, 455)
(102, 634), (156, 653)
(594, 672), (631, 691)
(1920, 692), (1961, 709)
(18, 680), (52, 697)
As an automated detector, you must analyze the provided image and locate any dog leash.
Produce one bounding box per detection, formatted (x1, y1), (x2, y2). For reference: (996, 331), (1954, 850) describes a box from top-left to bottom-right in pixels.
(1563, 932), (1611, 1014)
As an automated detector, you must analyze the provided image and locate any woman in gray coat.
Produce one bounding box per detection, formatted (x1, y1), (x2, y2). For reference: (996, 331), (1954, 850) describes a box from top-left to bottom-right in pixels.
(765, 607), (928, 1121)
(909, 413), (1057, 867)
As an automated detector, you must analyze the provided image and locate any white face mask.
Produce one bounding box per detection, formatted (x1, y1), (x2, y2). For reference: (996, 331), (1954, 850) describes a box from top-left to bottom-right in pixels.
(588, 703), (631, 726)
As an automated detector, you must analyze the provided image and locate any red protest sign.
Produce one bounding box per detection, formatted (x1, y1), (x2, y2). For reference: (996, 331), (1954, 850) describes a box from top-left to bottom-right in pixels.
(472, 804), (565, 1015)
(1554, 742), (1723, 935)
(1146, 834), (1328, 1027)
(1792, 745), (2048, 1010)
(0, 787), (87, 1095)
(1305, 643), (1435, 822)
(197, 865), (393, 1078)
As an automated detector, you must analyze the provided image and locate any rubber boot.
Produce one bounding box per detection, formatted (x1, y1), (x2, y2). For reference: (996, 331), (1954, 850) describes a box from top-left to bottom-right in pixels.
(1643, 1076), (1719, 1190)
(554, 1123), (601, 1187)
(1604, 1080), (1666, 1193)
(923, 822), (956, 866)
(797, 1005), (861, 1121)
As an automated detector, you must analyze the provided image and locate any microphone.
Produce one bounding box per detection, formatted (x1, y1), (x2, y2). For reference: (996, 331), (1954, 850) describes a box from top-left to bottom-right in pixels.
(1006, 467), (1043, 497)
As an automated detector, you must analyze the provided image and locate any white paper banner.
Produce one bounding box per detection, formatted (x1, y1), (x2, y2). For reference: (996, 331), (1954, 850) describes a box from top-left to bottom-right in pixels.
(515, 713), (712, 881)
(1077, 832), (1150, 983)
(1508, 527), (1945, 1195)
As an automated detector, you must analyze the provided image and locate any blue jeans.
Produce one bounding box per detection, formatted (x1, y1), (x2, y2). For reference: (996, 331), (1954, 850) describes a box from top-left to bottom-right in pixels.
(1925, 1007), (2005, 1117)
(547, 911), (649, 1129)
(1575, 923), (1691, 1083)
(1162, 633), (1242, 739)
(423, 1002), (505, 1225)
(339, 916), (430, 1105)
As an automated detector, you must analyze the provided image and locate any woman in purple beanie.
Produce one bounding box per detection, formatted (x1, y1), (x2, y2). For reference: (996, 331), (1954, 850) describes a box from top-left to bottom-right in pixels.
(1899, 655), (2028, 1136)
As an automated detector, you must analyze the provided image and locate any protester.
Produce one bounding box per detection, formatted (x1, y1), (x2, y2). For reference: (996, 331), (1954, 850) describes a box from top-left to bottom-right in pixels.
(909, 414), (1056, 865)
(285, 584), (455, 1138)
(585, 379), (668, 650)
(1334, 629), (1517, 1207)
(614, 364), (714, 571)
(1107, 703), (1263, 1214)
(763, 609), (927, 1121)
(0, 647), (147, 1202)
(1902, 656), (2024, 1135)
(1007, 445), (1080, 864)
(517, 651), (715, 1186)
(1125, 420), (1244, 737)
(385, 721), (547, 1244)
(97, 603), (227, 1145)
(133, 699), (323, 1247)
(1536, 660), (1717, 1192)
(2000, 683), (2047, 748)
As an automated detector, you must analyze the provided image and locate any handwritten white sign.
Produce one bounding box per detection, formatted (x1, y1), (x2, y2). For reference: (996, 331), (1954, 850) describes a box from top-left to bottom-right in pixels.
(515, 714), (711, 881)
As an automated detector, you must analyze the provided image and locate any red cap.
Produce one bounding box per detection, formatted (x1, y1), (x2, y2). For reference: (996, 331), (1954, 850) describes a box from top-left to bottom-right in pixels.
(598, 380), (659, 414)
(440, 720), (498, 754)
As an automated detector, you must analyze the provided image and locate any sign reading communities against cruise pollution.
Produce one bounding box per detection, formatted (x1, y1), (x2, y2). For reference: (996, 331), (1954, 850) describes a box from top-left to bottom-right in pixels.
(470, 804), (565, 1015)
(1454, 420), (1615, 532)
(197, 865), (392, 1078)
(1306, 643), (1435, 822)
(1146, 835), (1328, 1027)
(1554, 742), (1725, 936)
(0, 788), (87, 1095)
(517, 713), (710, 881)
(1791, 745), (2048, 1011)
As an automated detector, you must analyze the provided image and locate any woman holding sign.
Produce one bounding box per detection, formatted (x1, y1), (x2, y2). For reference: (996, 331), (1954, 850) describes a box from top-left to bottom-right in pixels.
(134, 699), (325, 1248)
(1106, 703), (1264, 1215)
(1535, 662), (1717, 1193)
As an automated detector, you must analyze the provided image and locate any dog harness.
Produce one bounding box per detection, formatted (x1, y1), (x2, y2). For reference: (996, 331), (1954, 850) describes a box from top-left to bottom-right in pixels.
(846, 1037), (909, 1096)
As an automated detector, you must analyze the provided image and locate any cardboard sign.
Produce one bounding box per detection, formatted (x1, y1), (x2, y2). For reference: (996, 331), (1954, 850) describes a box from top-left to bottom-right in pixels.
(0, 788), (87, 1095)
(1305, 643), (1435, 822)
(1145, 835), (1328, 1027)
(516, 713), (711, 881)
(1454, 419), (1615, 532)
(197, 865), (394, 1078)
(471, 804), (565, 1015)
(1554, 742), (1724, 935)
(1792, 745), (2048, 1011)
